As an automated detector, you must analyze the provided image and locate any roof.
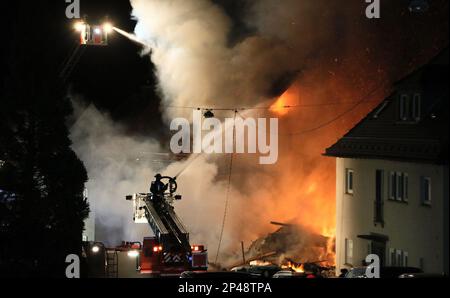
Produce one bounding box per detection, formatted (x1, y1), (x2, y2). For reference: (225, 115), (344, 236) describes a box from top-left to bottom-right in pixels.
(325, 48), (449, 164)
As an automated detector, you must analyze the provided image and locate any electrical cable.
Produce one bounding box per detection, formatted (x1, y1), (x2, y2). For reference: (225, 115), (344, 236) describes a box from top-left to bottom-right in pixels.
(279, 82), (389, 136)
(214, 110), (237, 264)
(163, 99), (379, 113)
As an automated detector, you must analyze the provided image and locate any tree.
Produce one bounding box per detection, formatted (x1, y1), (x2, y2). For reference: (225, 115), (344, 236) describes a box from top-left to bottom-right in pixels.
(0, 1), (89, 277)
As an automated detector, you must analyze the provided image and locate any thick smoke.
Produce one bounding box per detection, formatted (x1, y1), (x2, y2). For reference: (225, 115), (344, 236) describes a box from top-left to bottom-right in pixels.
(69, 99), (237, 252)
(131, 0), (300, 121)
(70, 100), (160, 245)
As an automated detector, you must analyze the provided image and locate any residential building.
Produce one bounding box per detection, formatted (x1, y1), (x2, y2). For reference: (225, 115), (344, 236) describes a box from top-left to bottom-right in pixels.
(325, 49), (449, 275)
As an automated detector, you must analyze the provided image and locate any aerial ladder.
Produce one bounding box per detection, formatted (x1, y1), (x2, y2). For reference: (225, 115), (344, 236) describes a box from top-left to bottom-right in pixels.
(126, 176), (208, 276)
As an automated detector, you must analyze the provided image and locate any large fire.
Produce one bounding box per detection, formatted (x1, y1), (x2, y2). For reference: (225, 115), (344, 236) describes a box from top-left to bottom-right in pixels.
(235, 69), (388, 267)
(216, 45), (399, 270)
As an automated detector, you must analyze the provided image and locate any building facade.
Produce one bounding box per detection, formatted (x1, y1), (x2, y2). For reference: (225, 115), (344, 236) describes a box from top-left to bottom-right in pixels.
(326, 49), (449, 275)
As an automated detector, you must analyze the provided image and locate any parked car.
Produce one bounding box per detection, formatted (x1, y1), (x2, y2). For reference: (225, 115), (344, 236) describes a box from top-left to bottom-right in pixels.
(399, 273), (447, 278)
(180, 271), (258, 278)
(230, 265), (282, 278)
(272, 270), (319, 279)
(344, 267), (367, 278)
(247, 265), (282, 278)
(344, 266), (423, 278)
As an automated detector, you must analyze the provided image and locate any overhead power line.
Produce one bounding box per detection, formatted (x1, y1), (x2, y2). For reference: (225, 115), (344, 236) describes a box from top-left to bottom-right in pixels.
(280, 82), (389, 136)
(233, 82), (389, 136)
(214, 111), (237, 264)
(163, 99), (380, 113)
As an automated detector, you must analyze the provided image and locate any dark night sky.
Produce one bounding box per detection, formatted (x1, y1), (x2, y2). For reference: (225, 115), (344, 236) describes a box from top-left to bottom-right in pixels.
(66, 0), (449, 114)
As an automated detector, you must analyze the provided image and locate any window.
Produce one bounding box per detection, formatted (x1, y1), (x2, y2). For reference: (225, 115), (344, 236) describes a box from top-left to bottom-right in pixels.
(390, 248), (408, 267)
(403, 173), (409, 202)
(345, 238), (354, 265)
(419, 258), (425, 271)
(390, 248), (396, 266)
(389, 171), (408, 202)
(399, 93), (422, 122)
(397, 172), (404, 201)
(421, 177), (431, 205)
(389, 172), (397, 200)
(399, 94), (410, 121)
(412, 94), (421, 121)
(404, 252), (409, 267)
(345, 169), (354, 194)
(396, 250), (403, 266)
(375, 170), (384, 224)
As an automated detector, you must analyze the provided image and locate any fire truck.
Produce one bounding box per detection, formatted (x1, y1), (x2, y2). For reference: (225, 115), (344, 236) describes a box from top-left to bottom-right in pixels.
(125, 176), (208, 276)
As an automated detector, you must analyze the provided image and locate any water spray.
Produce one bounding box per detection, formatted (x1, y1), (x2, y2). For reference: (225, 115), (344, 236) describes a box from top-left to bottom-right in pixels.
(113, 27), (150, 48)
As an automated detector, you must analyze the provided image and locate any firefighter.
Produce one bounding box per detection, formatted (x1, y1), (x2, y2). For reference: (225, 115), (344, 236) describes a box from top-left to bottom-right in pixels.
(150, 174), (167, 195)
(150, 174), (167, 205)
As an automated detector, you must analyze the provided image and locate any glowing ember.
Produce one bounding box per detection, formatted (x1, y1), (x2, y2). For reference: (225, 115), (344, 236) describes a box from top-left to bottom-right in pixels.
(282, 261), (305, 273)
(250, 260), (273, 266)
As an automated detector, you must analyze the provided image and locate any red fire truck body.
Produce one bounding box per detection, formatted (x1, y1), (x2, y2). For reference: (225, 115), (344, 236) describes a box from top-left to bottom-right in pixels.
(139, 237), (207, 275)
(126, 182), (208, 276)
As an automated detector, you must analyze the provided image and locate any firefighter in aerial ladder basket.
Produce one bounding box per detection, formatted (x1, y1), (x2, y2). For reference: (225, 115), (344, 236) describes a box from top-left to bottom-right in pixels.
(150, 174), (167, 196)
(150, 174), (180, 212)
(150, 174), (168, 206)
(73, 17), (113, 46)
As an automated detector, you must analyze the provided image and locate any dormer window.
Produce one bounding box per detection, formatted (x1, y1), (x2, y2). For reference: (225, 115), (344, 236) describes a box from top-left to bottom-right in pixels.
(399, 93), (421, 122)
(399, 94), (410, 121)
(412, 93), (421, 121)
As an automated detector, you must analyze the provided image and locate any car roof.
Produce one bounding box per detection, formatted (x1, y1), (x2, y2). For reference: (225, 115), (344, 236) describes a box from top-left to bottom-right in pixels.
(181, 271), (257, 278)
(274, 271), (293, 274)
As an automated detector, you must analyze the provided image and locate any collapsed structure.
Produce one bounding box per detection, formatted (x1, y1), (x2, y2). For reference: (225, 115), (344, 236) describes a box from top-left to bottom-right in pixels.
(229, 222), (335, 276)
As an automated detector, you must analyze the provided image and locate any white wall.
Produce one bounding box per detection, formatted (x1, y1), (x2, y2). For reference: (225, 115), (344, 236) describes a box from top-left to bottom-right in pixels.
(336, 158), (448, 275)
(83, 211), (95, 242)
(82, 187), (95, 242)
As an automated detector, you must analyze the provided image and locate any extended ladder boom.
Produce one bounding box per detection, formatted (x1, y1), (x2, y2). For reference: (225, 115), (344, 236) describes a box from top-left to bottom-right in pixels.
(127, 193), (191, 252)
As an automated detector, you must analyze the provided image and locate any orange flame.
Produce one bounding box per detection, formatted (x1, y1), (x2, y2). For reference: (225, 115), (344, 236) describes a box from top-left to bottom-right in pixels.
(269, 85), (300, 116)
(282, 261), (305, 273)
